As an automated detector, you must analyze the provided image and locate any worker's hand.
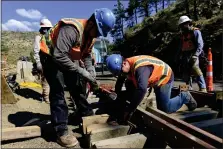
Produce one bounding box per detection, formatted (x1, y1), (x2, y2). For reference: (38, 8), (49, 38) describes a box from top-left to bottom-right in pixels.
(36, 62), (43, 73)
(90, 81), (100, 93)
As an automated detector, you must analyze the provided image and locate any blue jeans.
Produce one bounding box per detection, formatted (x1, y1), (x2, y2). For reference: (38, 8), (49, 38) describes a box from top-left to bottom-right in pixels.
(40, 52), (93, 136)
(154, 81), (191, 113)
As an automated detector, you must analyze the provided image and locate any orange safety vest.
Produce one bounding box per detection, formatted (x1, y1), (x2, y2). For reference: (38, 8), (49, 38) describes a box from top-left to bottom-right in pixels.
(40, 18), (94, 60)
(181, 27), (199, 52)
(126, 55), (172, 87)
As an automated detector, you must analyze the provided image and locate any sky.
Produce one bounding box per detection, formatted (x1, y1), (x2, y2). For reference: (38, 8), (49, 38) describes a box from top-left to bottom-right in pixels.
(1, 0), (130, 42)
(1, 0), (175, 42)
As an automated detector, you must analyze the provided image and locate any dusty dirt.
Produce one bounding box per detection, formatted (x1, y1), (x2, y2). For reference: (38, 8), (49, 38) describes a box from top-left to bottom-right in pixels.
(1, 86), (82, 148)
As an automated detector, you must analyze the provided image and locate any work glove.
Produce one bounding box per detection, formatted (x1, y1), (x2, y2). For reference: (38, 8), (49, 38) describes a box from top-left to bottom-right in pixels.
(79, 60), (85, 68)
(36, 62), (43, 73)
(78, 67), (99, 91)
(87, 68), (96, 79)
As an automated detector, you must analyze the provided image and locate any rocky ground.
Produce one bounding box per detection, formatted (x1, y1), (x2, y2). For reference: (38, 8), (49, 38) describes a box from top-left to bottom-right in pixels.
(1, 72), (222, 148)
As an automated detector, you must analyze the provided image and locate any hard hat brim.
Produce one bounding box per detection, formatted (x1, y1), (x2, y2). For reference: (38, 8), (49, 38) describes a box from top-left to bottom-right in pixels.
(40, 24), (53, 28)
(178, 19), (192, 25)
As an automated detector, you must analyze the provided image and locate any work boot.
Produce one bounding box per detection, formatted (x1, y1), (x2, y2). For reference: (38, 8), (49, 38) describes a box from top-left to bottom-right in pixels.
(185, 91), (197, 111)
(57, 133), (79, 148)
(200, 88), (207, 93)
(80, 109), (94, 117)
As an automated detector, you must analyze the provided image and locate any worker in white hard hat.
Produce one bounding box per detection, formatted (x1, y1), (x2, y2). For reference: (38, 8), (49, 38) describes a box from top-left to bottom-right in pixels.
(33, 18), (53, 103)
(176, 15), (207, 92)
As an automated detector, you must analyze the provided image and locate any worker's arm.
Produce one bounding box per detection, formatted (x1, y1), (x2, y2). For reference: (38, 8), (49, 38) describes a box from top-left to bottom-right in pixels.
(126, 66), (152, 114)
(53, 25), (95, 82)
(33, 35), (41, 64)
(193, 30), (204, 57)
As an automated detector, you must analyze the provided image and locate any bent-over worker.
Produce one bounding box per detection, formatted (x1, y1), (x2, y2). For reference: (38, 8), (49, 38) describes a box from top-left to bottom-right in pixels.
(106, 54), (197, 124)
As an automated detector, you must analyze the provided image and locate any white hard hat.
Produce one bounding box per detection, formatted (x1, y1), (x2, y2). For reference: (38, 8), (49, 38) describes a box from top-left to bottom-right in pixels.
(40, 18), (53, 28)
(178, 16), (192, 25)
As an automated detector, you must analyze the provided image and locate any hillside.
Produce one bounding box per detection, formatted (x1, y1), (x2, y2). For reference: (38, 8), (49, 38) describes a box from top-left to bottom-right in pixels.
(1, 31), (38, 65)
(110, 0), (223, 80)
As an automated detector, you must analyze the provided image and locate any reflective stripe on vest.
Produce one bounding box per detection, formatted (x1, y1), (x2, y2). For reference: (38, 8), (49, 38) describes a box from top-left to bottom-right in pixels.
(40, 18), (87, 60)
(133, 57), (170, 86)
(181, 27), (199, 52)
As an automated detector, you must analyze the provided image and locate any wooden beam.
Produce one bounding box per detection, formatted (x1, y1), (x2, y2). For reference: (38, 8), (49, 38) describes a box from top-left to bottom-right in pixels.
(2, 126), (41, 141)
(169, 108), (218, 123)
(191, 118), (223, 138)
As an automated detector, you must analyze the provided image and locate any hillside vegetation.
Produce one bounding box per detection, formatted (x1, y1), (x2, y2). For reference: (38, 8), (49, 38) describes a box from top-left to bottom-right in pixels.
(109, 0), (223, 80)
(1, 31), (38, 65)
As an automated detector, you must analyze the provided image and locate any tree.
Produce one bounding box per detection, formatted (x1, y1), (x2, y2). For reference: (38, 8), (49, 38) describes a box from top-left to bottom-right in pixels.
(110, 0), (125, 43)
(162, 0), (165, 9)
(126, 0), (140, 27)
(138, 0), (150, 18)
(185, 0), (190, 15)
(193, 0), (198, 20)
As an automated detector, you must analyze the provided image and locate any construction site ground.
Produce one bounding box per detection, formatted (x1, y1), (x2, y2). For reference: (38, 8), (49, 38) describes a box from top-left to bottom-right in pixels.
(1, 74), (222, 148)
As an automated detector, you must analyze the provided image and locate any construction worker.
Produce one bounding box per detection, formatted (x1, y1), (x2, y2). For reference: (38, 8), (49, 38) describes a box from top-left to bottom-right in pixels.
(176, 16), (207, 92)
(39, 8), (115, 147)
(33, 18), (53, 103)
(106, 54), (197, 124)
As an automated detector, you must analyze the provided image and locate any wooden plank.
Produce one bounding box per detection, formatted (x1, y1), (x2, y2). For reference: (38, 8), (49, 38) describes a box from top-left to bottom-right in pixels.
(92, 133), (147, 148)
(82, 114), (109, 134)
(169, 108), (218, 123)
(2, 126), (41, 141)
(191, 118), (223, 138)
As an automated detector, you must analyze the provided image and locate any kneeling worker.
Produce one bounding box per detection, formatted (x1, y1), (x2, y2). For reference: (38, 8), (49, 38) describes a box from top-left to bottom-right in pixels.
(106, 54), (197, 123)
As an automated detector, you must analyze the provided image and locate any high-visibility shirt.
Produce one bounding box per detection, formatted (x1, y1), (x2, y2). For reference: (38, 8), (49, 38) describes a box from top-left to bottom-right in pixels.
(181, 27), (199, 52)
(40, 18), (94, 60)
(126, 55), (172, 87)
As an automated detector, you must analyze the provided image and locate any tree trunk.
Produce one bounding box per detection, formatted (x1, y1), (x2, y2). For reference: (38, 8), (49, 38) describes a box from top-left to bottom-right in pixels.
(155, 1), (158, 13)
(163, 0), (165, 9)
(145, 2), (149, 17)
(134, 8), (138, 24)
(193, 0), (198, 20)
(185, 0), (190, 15)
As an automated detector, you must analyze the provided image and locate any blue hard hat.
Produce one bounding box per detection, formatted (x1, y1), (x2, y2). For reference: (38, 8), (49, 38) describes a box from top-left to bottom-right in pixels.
(106, 54), (123, 76)
(94, 8), (116, 37)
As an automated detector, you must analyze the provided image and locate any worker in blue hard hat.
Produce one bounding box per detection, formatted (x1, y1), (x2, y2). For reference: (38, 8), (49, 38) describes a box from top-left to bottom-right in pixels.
(106, 54), (197, 124)
(39, 8), (116, 147)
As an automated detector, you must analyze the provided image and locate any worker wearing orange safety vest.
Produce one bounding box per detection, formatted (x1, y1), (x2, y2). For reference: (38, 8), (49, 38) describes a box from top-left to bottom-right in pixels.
(176, 16), (207, 92)
(106, 54), (197, 124)
(39, 8), (116, 147)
